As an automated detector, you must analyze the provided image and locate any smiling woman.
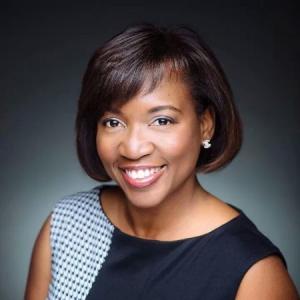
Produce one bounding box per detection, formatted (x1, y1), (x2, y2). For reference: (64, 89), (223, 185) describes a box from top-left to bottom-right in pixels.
(25, 23), (299, 299)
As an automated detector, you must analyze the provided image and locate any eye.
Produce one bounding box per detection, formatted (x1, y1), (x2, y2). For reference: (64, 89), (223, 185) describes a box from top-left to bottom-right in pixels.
(151, 117), (175, 126)
(102, 118), (124, 128)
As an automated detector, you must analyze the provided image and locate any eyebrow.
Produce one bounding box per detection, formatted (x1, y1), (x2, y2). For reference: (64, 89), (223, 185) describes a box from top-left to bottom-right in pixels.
(108, 105), (182, 115)
(148, 105), (182, 114)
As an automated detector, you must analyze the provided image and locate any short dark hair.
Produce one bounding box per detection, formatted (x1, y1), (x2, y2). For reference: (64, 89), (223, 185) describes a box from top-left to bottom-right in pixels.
(75, 23), (243, 181)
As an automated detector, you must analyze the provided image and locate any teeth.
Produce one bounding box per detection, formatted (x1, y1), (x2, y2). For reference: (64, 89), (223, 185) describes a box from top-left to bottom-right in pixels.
(125, 167), (163, 179)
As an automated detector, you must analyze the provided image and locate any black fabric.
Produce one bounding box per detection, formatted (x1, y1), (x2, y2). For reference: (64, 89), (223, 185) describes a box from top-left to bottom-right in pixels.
(86, 203), (286, 300)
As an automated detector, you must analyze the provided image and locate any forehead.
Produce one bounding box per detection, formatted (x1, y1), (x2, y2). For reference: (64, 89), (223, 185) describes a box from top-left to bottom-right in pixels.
(109, 76), (195, 114)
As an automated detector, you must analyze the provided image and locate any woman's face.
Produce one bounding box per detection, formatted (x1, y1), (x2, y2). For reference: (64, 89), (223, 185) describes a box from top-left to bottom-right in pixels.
(96, 77), (214, 208)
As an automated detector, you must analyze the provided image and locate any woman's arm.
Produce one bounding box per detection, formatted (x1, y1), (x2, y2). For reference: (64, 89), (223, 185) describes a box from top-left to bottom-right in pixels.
(236, 255), (299, 299)
(25, 215), (51, 300)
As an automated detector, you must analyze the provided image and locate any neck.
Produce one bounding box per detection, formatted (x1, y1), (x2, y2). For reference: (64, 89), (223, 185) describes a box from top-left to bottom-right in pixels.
(121, 176), (208, 240)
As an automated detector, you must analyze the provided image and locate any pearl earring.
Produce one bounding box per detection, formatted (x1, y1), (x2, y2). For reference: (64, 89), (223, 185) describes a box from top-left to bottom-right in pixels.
(202, 139), (211, 149)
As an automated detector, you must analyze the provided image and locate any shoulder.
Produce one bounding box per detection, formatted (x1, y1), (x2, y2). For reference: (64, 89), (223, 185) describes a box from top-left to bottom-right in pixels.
(25, 186), (112, 299)
(45, 186), (115, 298)
(209, 208), (299, 298)
(214, 210), (287, 270)
(51, 186), (103, 229)
(222, 209), (299, 299)
(50, 185), (113, 248)
(25, 215), (51, 299)
(53, 186), (101, 214)
(203, 204), (293, 292)
(236, 255), (299, 299)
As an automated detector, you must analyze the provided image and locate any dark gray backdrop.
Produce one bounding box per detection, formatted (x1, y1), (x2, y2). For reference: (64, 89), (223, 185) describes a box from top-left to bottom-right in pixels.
(1, 1), (299, 299)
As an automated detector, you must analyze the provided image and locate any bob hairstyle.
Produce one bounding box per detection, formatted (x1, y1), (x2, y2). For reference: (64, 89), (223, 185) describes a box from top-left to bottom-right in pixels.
(75, 23), (243, 181)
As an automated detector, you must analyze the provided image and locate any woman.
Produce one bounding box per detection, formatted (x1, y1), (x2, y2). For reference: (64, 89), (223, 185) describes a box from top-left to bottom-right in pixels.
(25, 23), (299, 299)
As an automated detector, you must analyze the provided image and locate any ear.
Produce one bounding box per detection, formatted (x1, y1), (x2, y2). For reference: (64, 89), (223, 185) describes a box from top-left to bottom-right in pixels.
(199, 106), (215, 140)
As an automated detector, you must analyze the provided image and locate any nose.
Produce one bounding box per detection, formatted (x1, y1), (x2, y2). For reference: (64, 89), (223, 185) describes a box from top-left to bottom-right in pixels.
(118, 126), (154, 160)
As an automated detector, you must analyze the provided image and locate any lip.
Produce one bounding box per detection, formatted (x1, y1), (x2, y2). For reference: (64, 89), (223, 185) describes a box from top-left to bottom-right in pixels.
(119, 164), (165, 171)
(120, 165), (166, 189)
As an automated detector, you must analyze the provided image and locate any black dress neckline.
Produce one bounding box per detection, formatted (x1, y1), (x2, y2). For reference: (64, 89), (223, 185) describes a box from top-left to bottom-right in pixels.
(96, 184), (245, 245)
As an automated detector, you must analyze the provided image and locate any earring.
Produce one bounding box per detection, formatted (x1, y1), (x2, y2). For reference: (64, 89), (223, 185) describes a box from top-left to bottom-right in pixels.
(202, 139), (211, 149)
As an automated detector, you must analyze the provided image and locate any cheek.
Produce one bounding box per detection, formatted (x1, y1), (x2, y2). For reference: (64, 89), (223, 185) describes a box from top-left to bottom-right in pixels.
(159, 127), (201, 165)
(95, 133), (115, 170)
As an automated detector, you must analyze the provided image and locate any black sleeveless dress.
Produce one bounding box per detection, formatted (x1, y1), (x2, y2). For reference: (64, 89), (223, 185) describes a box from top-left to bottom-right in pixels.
(86, 186), (287, 300)
(48, 185), (286, 299)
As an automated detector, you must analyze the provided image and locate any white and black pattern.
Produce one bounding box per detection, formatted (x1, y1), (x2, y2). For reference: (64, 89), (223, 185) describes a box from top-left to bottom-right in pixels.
(47, 186), (114, 300)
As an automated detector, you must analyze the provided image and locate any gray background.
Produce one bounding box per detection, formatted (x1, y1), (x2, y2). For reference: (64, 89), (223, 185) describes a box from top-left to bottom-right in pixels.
(1, 1), (299, 298)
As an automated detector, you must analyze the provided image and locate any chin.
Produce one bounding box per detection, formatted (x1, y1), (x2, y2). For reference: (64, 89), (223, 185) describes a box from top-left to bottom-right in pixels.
(121, 186), (168, 209)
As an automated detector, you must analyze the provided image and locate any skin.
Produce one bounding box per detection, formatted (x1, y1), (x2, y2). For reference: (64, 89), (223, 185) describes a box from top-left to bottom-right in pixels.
(25, 76), (299, 299)
(25, 216), (51, 300)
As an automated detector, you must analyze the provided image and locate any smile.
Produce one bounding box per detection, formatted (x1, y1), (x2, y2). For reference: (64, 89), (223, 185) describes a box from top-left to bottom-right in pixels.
(120, 165), (166, 188)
